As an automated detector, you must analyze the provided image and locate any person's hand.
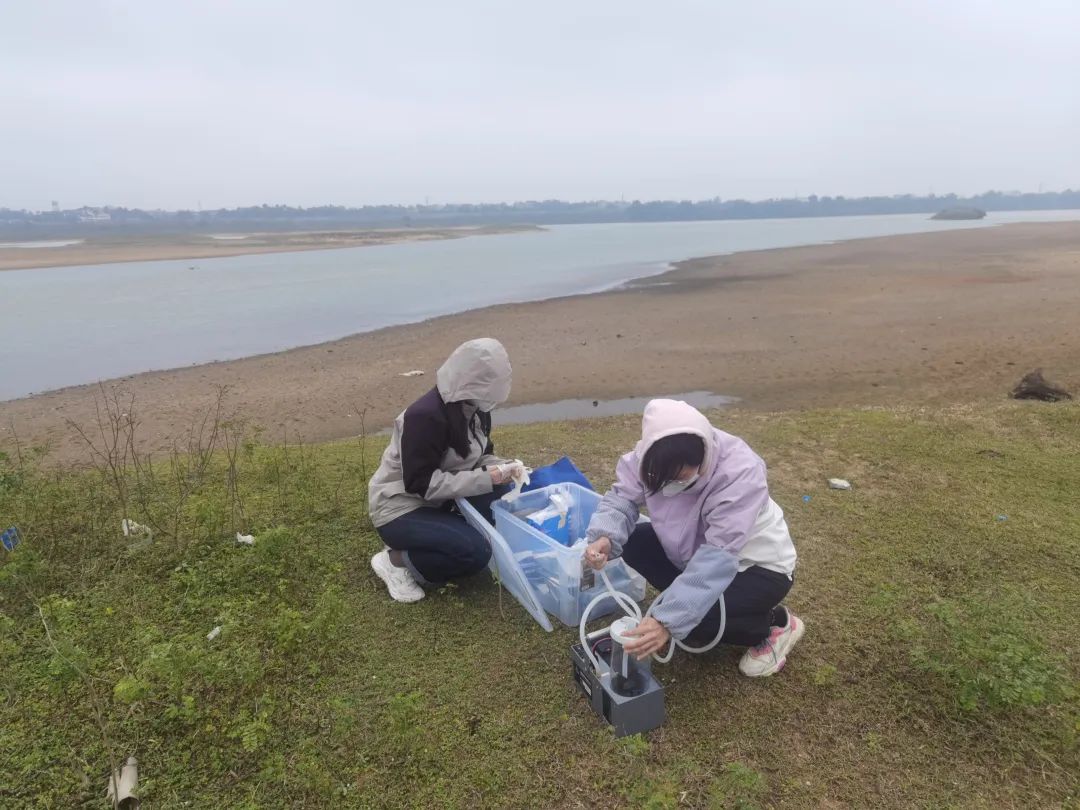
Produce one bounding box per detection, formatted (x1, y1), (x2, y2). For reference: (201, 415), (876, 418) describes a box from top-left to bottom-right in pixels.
(584, 537), (610, 570)
(489, 466), (512, 485)
(622, 617), (671, 660)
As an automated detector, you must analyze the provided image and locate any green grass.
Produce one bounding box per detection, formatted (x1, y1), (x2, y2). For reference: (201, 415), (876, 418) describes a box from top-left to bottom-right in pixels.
(1, 402), (1079, 808)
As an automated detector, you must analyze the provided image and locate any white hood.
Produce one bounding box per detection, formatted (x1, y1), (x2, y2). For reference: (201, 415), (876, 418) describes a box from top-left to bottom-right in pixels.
(436, 338), (512, 405)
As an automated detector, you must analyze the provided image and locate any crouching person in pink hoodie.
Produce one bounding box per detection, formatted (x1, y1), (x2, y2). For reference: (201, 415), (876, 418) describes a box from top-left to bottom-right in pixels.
(584, 399), (803, 677)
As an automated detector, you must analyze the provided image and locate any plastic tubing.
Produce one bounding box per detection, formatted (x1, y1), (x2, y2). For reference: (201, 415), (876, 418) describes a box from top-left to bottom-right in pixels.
(579, 565), (726, 670)
(579, 572), (643, 673)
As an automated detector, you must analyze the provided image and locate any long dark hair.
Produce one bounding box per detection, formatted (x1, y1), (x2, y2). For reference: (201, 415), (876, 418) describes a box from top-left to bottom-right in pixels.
(641, 433), (705, 494)
(444, 398), (491, 459)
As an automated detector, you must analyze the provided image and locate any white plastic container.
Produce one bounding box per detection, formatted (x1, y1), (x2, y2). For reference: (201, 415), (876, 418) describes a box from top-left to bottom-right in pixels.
(491, 483), (646, 627)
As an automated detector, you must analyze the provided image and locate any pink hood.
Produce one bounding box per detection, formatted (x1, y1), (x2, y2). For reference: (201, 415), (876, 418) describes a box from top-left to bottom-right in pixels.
(635, 398), (716, 482)
(618, 398), (771, 567)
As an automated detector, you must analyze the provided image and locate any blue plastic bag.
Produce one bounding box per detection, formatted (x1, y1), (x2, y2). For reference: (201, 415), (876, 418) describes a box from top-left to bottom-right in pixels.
(524, 488), (574, 545)
(522, 456), (594, 493)
(528, 512), (572, 545)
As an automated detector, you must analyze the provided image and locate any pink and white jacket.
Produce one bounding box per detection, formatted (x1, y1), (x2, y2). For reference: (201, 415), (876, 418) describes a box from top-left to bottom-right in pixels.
(585, 399), (797, 639)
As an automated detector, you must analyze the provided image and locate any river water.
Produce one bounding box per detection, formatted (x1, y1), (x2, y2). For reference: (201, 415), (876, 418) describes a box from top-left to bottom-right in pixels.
(2, 209), (1078, 401)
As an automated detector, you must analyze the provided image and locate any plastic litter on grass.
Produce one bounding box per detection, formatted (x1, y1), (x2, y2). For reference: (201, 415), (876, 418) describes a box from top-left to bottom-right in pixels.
(121, 519), (152, 541)
(106, 756), (139, 809)
(1, 526), (20, 552)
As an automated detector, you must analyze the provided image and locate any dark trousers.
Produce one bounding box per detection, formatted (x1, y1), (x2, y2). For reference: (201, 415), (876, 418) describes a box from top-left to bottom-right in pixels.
(621, 523), (792, 647)
(375, 489), (504, 586)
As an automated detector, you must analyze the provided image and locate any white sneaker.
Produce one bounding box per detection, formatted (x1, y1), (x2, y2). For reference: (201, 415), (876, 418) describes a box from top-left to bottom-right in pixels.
(738, 613), (805, 677)
(370, 549), (425, 603)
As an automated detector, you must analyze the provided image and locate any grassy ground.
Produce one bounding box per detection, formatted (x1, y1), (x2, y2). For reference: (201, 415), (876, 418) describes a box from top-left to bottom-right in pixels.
(1, 401), (1078, 808)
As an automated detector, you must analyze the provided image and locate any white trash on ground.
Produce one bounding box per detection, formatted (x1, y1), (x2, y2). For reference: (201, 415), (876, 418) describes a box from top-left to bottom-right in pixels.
(207, 625), (222, 641)
(828, 478), (852, 490)
(398, 370), (425, 377)
(235, 532), (255, 546)
(121, 519), (152, 540)
(106, 756), (139, 809)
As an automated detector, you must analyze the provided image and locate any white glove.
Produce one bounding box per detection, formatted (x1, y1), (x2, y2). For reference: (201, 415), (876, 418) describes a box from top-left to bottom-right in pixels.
(499, 459), (532, 500)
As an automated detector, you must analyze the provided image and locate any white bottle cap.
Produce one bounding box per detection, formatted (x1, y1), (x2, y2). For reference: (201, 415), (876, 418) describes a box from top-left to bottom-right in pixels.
(609, 616), (638, 645)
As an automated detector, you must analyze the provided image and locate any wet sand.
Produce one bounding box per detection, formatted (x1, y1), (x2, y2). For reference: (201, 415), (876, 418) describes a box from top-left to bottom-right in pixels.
(3, 222), (1079, 463)
(0, 224), (539, 271)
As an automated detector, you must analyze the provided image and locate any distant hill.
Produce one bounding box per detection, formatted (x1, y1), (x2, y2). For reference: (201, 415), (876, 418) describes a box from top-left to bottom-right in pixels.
(2, 189), (1078, 239)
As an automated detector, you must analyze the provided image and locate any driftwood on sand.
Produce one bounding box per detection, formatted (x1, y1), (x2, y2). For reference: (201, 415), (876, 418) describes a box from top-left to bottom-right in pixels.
(1010, 369), (1073, 402)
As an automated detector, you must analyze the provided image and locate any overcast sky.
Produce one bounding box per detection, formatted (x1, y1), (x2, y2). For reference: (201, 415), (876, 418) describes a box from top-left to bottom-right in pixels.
(2, 1), (1078, 210)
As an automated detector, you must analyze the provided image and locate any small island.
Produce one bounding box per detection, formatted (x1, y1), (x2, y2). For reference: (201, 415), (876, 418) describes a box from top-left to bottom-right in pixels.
(931, 207), (987, 221)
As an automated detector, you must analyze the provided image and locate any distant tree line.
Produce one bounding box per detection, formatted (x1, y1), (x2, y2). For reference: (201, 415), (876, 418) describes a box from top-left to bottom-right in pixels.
(2, 189), (1079, 238)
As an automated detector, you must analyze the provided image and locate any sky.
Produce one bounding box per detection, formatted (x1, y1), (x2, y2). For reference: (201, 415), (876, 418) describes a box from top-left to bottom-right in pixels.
(1, 1), (1078, 210)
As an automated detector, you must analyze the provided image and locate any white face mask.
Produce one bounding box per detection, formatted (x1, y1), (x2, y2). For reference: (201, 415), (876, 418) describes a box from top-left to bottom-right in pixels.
(661, 472), (699, 497)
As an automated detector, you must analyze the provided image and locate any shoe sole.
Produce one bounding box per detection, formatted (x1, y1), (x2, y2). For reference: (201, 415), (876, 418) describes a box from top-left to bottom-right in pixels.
(370, 553), (425, 603)
(745, 655), (786, 678)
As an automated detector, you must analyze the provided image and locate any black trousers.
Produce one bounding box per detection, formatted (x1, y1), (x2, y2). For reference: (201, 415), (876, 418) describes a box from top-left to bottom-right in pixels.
(621, 523), (792, 647)
(375, 489), (505, 586)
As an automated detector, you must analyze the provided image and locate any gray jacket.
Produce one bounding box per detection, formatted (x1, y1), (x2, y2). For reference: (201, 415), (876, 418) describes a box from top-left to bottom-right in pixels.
(368, 339), (512, 527)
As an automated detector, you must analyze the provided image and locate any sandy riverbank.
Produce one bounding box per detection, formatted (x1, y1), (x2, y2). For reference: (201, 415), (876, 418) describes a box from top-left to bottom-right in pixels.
(0, 224), (540, 271)
(3, 221), (1079, 463)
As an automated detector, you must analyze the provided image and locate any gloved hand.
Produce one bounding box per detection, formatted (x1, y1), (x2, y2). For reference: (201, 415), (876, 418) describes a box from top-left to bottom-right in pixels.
(489, 466), (514, 485)
(584, 536), (610, 570)
(497, 459), (532, 499)
(507, 460), (530, 482)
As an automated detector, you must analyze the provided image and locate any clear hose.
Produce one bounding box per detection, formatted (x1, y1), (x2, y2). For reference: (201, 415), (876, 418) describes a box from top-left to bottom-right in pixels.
(578, 565), (726, 671)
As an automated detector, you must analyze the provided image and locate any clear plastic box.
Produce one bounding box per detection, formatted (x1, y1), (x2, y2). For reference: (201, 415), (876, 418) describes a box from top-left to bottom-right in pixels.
(491, 483), (646, 627)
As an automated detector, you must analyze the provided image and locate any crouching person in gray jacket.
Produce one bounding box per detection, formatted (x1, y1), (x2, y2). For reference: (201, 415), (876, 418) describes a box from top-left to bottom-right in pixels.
(367, 338), (520, 603)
